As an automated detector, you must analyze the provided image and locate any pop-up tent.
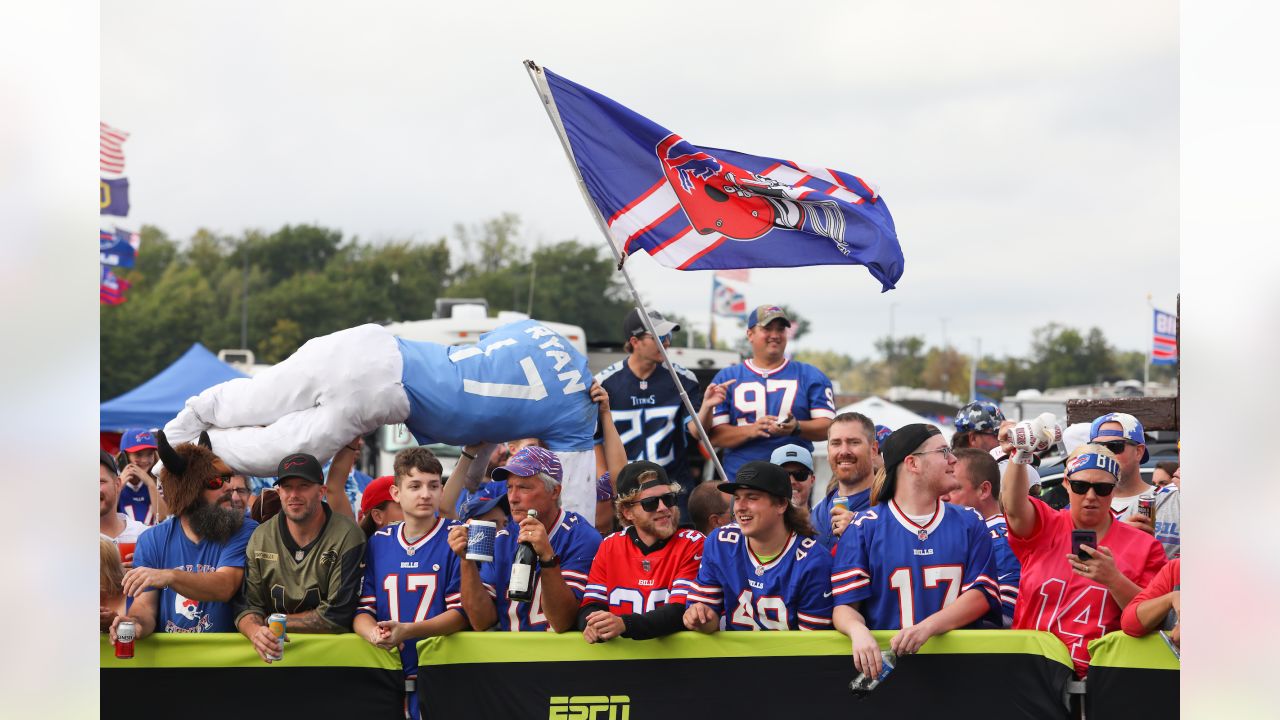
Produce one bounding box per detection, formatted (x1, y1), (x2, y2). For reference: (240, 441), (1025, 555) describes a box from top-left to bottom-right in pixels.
(101, 343), (248, 431)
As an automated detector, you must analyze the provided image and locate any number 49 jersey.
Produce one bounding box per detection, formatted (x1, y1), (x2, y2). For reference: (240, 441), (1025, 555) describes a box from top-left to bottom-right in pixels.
(583, 527), (705, 615)
(710, 359), (836, 479)
(685, 525), (834, 631)
(831, 500), (1000, 630)
(356, 519), (464, 677)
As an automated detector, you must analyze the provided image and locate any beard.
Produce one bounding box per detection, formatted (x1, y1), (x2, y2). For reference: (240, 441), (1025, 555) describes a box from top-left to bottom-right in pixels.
(187, 495), (245, 543)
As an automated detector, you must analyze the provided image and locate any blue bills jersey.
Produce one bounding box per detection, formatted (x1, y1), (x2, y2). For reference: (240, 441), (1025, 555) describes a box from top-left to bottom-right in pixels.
(118, 481), (154, 525)
(709, 359), (836, 480)
(356, 519), (463, 679)
(685, 525), (833, 631)
(810, 487), (872, 553)
(479, 509), (601, 631)
(594, 359), (702, 487)
(397, 320), (597, 452)
(984, 513), (1021, 627)
(831, 500), (999, 629)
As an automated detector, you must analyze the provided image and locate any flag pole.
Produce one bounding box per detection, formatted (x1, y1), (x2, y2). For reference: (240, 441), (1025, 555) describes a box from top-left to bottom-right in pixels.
(525, 60), (731, 486)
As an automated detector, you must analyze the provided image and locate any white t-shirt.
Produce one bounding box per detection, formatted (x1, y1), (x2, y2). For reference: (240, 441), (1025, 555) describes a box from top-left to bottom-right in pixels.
(1111, 488), (1180, 559)
(103, 513), (148, 545)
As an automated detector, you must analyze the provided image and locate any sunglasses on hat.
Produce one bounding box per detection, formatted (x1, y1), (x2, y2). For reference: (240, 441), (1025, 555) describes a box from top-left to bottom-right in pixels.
(632, 493), (677, 512)
(204, 474), (233, 491)
(1095, 439), (1137, 455)
(1067, 479), (1117, 497)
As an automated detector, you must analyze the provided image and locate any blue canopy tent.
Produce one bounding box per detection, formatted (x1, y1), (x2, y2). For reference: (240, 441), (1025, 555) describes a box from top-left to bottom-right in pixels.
(101, 343), (248, 431)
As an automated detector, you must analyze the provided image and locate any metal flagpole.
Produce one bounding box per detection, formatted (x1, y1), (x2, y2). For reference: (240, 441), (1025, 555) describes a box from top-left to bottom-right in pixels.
(708, 278), (716, 350)
(1144, 293), (1153, 393)
(524, 60), (731, 486)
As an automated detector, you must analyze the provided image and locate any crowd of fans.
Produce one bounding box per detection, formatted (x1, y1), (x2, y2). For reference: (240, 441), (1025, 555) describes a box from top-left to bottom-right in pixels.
(100, 305), (1181, 716)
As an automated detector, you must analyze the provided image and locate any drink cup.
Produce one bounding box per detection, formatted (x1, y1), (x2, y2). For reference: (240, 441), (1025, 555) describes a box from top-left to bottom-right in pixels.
(116, 542), (136, 564)
(466, 520), (497, 563)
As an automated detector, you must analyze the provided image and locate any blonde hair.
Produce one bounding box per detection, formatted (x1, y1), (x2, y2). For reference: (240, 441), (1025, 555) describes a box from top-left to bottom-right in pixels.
(1064, 443), (1120, 478)
(613, 470), (680, 526)
(868, 466), (889, 507)
(99, 537), (125, 596)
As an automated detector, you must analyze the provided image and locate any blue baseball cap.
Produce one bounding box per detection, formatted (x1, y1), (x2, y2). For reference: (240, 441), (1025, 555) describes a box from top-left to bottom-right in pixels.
(120, 428), (157, 453)
(747, 305), (791, 329)
(461, 481), (510, 521)
(1089, 413), (1149, 462)
(492, 446), (563, 484)
(875, 424), (893, 445)
(769, 444), (813, 472)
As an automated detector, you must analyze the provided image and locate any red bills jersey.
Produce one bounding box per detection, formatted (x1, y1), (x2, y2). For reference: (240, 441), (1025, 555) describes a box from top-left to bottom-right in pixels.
(1008, 497), (1166, 676)
(582, 527), (704, 616)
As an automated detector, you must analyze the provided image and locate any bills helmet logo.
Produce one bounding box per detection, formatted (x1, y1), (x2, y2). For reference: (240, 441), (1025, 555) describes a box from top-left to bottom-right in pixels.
(1066, 455), (1090, 474)
(656, 134), (848, 252)
(175, 593), (201, 621)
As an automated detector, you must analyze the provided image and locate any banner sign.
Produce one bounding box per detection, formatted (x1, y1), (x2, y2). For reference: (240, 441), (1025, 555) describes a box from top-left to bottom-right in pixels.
(1152, 308), (1178, 365)
(418, 630), (1076, 719)
(1085, 631), (1180, 720)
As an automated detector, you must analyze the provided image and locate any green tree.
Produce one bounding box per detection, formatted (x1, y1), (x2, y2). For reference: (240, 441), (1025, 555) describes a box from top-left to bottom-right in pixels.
(874, 335), (926, 388)
(922, 346), (971, 397)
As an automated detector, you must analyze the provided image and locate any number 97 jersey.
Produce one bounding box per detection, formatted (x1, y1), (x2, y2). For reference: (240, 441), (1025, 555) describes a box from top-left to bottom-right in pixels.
(710, 359), (836, 480)
(684, 525), (834, 631)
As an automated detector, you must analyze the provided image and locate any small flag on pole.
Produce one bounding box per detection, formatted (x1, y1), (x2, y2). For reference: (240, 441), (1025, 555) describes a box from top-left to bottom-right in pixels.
(712, 278), (747, 318)
(100, 177), (130, 216)
(974, 369), (1006, 393)
(101, 122), (129, 175)
(1152, 308), (1178, 365)
(100, 265), (130, 305)
(100, 228), (137, 268)
(715, 269), (750, 283)
(532, 66), (903, 290)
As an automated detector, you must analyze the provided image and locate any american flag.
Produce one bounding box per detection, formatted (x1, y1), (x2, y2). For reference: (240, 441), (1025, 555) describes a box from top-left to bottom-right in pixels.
(101, 122), (129, 175)
(1152, 308), (1178, 365)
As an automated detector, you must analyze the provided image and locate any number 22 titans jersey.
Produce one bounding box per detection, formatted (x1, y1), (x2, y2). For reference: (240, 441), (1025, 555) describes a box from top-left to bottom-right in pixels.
(583, 527), (705, 615)
(356, 519), (464, 677)
(478, 509), (601, 631)
(685, 525), (833, 630)
(594, 359), (702, 485)
(710, 359), (836, 480)
(831, 500), (1000, 630)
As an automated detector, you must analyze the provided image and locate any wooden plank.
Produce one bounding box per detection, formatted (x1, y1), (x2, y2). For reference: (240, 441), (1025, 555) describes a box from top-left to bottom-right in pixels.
(1065, 397), (1178, 430)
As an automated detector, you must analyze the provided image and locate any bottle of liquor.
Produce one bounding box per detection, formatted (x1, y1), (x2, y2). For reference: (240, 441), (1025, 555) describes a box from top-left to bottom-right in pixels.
(508, 509), (538, 602)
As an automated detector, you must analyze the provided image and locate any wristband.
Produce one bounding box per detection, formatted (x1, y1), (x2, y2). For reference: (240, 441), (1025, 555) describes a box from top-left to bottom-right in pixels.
(461, 451), (476, 460)
(539, 553), (560, 568)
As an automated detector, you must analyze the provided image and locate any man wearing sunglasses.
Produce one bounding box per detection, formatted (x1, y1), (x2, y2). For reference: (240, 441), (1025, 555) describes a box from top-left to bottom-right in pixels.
(578, 461), (705, 642)
(1090, 413), (1180, 559)
(110, 436), (258, 641)
(1001, 432), (1167, 677)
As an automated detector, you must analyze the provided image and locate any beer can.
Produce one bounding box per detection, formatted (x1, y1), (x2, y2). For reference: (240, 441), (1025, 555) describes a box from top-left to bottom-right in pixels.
(833, 496), (850, 511)
(115, 620), (136, 659)
(267, 613), (287, 660)
(1137, 492), (1156, 520)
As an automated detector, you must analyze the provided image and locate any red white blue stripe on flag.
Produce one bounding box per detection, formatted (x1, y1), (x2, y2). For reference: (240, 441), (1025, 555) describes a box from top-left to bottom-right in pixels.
(540, 67), (903, 291)
(1152, 308), (1177, 365)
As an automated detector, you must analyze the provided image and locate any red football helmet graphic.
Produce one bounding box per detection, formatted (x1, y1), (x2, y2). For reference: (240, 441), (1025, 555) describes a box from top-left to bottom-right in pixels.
(656, 134), (776, 240)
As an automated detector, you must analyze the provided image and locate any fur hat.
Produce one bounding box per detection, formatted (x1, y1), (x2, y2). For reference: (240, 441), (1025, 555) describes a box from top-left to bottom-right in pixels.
(156, 431), (232, 517)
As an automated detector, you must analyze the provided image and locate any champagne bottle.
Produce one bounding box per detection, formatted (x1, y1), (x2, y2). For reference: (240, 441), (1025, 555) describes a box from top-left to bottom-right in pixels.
(508, 509), (538, 602)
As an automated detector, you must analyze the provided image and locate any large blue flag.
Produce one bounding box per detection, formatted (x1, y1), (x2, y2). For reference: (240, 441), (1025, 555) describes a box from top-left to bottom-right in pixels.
(540, 67), (903, 290)
(100, 177), (130, 216)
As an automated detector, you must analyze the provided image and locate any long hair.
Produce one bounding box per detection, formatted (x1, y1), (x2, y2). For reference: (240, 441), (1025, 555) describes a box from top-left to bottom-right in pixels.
(99, 537), (125, 597)
(782, 497), (816, 537)
(870, 466), (891, 506)
(156, 431), (231, 517)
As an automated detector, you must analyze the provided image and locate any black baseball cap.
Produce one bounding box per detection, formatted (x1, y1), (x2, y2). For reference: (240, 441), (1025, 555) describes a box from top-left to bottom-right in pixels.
(100, 449), (119, 475)
(276, 453), (324, 484)
(718, 460), (790, 500)
(623, 308), (680, 340)
(879, 424), (942, 490)
(615, 460), (671, 497)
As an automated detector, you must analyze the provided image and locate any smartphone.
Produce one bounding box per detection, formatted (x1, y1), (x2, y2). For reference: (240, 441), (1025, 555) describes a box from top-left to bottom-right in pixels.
(1071, 529), (1097, 560)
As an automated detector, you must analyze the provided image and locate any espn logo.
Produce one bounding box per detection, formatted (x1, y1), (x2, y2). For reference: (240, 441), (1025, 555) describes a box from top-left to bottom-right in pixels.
(548, 695), (630, 719)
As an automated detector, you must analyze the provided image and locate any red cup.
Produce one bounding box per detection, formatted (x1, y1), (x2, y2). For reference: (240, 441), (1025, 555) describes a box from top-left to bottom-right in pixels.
(117, 542), (136, 564)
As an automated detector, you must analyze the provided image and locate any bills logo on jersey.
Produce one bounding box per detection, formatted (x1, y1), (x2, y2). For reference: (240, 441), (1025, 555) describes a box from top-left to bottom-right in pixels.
(175, 593), (201, 621)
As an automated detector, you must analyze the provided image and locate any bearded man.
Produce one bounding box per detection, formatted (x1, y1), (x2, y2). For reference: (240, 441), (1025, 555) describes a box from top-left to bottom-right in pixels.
(108, 432), (257, 641)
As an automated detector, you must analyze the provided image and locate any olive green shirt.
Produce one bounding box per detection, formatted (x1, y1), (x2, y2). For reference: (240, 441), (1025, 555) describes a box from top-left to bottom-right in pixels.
(234, 504), (366, 632)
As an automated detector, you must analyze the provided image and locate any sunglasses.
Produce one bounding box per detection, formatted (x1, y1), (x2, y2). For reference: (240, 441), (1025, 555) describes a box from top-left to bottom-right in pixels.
(633, 493), (678, 512)
(1067, 480), (1117, 497)
(786, 469), (812, 482)
(204, 474), (234, 491)
(1095, 440), (1137, 455)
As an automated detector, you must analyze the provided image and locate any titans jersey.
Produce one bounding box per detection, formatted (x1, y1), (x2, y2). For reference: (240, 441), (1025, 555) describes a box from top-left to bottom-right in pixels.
(984, 513), (1021, 627)
(710, 359), (836, 480)
(118, 481), (154, 525)
(479, 509), (601, 631)
(356, 519), (463, 679)
(685, 525), (833, 631)
(831, 500), (999, 630)
(583, 527), (704, 615)
(810, 487), (872, 553)
(595, 360), (702, 486)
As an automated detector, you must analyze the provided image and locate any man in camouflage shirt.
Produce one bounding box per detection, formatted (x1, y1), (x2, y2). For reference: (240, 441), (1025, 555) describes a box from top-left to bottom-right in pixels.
(235, 453), (366, 663)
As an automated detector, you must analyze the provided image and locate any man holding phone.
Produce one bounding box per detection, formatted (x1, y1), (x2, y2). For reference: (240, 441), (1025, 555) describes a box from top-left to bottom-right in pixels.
(1001, 428), (1166, 677)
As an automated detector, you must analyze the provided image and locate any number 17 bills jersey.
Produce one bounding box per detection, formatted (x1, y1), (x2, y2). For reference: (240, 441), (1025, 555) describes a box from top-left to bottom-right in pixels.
(686, 525), (833, 631)
(831, 500), (999, 630)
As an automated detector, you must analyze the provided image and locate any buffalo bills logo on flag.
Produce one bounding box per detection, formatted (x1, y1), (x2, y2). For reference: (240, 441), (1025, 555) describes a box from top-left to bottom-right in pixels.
(533, 65), (904, 291)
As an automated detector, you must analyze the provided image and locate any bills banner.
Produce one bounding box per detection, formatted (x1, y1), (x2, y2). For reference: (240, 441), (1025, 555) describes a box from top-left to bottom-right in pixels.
(1152, 309), (1177, 365)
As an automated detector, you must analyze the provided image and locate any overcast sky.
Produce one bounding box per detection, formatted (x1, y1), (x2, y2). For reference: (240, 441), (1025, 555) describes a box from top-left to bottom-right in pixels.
(102, 0), (1178, 361)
